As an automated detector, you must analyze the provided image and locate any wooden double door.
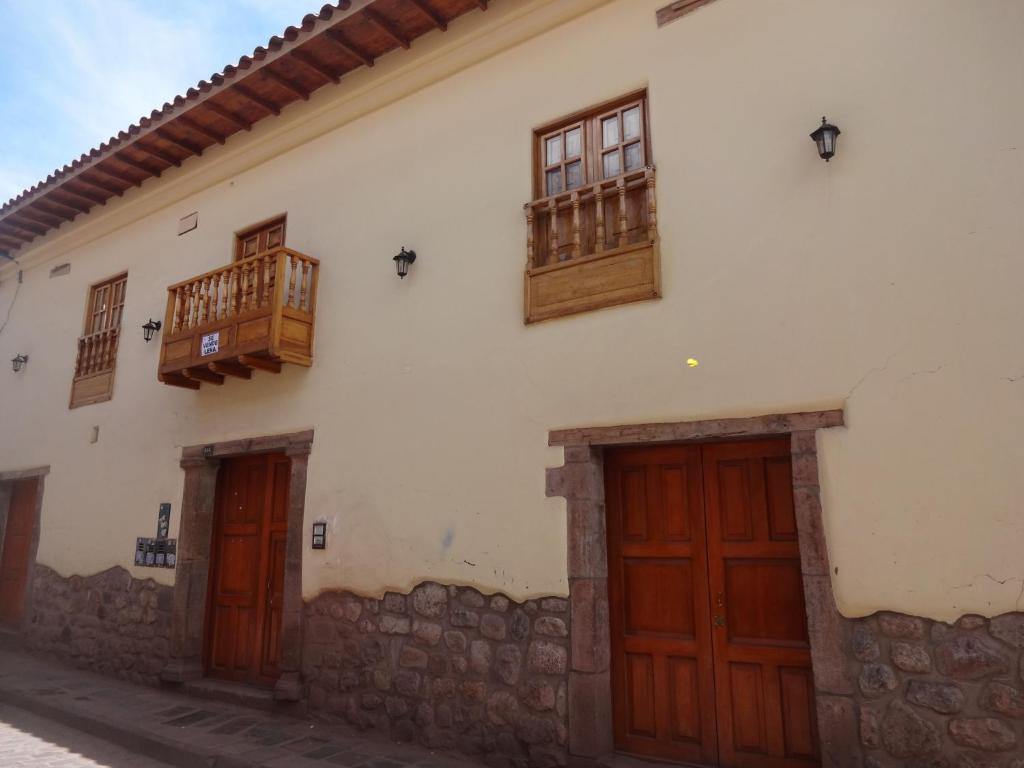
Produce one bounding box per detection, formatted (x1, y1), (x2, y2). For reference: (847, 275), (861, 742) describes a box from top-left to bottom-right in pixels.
(205, 454), (289, 687)
(0, 480), (37, 627)
(606, 438), (819, 768)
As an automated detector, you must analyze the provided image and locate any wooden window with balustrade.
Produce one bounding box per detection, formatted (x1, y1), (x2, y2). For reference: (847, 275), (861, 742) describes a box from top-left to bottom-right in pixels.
(70, 273), (127, 408)
(525, 92), (660, 324)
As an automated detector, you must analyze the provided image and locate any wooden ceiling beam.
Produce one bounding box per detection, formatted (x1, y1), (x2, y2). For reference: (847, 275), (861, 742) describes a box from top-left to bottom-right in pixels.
(34, 198), (81, 219)
(92, 164), (143, 189)
(363, 8), (410, 49)
(0, 223), (36, 242)
(202, 101), (252, 132)
(409, 0), (447, 31)
(290, 49), (340, 84)
(134, 141), (182, 168)
(156, 128), (204, 157)
(0, 233), (25, 248)
(71, 175), (122, 198)
(233, 83), (282, 116)
(323, 28), (375, 68)
(15, 206), (66, 227)
(114, 153), (163, 178)
(177, 114), (227, 145)
(262, 68), (310, 101)
(52, 187), (103, 208)
(4, 217), (46, 237)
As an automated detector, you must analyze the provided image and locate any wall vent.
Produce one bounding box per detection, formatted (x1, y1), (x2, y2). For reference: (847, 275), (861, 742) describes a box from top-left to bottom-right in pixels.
(50, 263), (71, 278)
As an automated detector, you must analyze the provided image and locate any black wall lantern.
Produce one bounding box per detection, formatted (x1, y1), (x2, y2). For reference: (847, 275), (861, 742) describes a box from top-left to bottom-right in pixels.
(810, 116), (841, 162)
(11, 354), (28, 372)
(393, 247), (417, 279)
(142, 318), (162, 342)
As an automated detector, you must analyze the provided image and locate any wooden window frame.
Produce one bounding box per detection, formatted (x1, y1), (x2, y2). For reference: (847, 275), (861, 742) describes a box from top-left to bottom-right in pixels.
(69, 272), (128, 408)
(533, 91), (652, 199)
(234, 215), (286, 262)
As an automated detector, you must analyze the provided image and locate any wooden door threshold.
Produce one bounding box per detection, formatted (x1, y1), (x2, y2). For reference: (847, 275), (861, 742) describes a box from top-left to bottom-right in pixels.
(181, 677), (277, 712)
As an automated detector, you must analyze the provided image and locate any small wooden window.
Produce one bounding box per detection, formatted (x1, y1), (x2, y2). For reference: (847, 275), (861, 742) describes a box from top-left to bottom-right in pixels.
(524, 92), (660, 324)
(535, 94), (650, 198)
(70, 273), (127, 408)
(235, 216), (286, 261)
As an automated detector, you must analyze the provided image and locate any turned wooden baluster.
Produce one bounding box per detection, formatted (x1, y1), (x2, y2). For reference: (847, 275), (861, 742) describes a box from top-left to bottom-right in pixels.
(571, 192), (581, 260)
(617, 177), (628, 248)
(173, 288), (184, 332)
(199, 277), (210, 322)
(646, 167), (657, 241)
(525, 204), (535, 269)
(595, 184), (605, 253)
(82, 336), (93, 375)
(548, 199), (559, 263)
(240, 263), (251, 312)
(288, 253), (298, 308)
(230, 265), (241, 315)
(261, 254), (272, 308)
(189, 281), (201, 328)
(300, 259), (311, 312)
(211, 274), (222, 320)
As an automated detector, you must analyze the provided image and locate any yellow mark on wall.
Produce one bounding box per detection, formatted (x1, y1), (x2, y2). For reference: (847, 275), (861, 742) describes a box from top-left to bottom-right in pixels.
(686, 358), (699, 368)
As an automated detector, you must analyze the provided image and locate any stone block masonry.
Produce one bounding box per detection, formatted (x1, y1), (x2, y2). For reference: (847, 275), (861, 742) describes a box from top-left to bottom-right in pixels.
(849, 611), (1024, 766)
(303, 582), (570, 768)
(25, 564), (173, 686)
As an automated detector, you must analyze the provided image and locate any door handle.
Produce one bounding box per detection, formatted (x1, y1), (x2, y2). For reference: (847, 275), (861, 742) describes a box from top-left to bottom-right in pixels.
(713, 614), (726, 628)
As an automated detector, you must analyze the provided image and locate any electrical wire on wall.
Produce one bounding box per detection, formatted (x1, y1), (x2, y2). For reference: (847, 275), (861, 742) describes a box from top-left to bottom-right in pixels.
(0, 252), (22, 338)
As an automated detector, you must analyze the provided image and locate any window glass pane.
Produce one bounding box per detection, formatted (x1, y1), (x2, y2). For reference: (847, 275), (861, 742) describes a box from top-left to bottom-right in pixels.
(565, 127), (581, 158)
(546, 135), (562, 165)
(566, 160), (583, 190)
(602, 116), (619, 148)
(623, 107), (641, 140)
(603, 150), (621, 178)
(546, 169), (564, 195)
(624, 142), (643, 171)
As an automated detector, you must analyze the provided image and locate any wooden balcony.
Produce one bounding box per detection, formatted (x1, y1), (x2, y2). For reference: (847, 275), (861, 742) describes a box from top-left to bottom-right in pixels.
(70, 327), (121, 408)
(524, 166), (660, 323)
(158, 247), (319, 389)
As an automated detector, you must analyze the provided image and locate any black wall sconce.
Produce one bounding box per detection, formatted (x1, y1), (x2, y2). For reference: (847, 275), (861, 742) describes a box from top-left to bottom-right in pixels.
(810, 116), (841, 162)
(11, 354), (28, 372)
(312, 521), (327, 549)
(142, 318), (162, 342)
(393, 247), (417, 279)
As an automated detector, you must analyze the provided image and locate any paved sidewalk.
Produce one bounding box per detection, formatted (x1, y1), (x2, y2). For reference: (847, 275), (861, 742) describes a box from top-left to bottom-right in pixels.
(0, 649), (479, 768)
(0, 702), (175, 767)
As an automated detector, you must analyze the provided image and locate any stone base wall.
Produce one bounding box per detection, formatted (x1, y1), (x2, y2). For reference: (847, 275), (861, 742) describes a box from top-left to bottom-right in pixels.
(25, 564), (172, 686)
(846, 611), (1024, 767)
(303, 583), (570, 768)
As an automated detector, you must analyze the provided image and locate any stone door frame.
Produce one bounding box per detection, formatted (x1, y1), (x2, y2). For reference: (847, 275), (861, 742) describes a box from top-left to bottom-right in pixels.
(545, 410), (857, 767)
(0, 466), (49, 634)
(160, 429), (313, 701)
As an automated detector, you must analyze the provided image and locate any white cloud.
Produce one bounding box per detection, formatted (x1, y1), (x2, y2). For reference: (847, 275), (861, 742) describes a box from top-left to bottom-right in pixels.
(0, 0), (315, 203)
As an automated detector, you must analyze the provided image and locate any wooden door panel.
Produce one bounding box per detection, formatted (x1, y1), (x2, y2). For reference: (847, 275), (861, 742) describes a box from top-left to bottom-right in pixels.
(607, 445), (718, 764)
(206, 453), (289, 687)
(703, 439), (818, 768)
(0, 480), (37, 626)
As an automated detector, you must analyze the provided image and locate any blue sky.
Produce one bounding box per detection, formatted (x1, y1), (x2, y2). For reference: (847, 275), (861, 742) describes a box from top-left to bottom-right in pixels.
(0, 0), (318, 205)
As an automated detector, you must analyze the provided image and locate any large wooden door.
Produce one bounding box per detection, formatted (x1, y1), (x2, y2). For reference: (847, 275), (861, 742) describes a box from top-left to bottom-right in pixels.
(0, 480), (37, 626)
(607, 444), (719, 764)
(607, 438), (818, 768)
(205, 454), (289, 686)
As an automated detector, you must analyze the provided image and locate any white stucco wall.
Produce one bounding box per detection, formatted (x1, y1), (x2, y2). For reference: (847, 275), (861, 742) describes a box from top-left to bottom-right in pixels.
(0, 0), (1021, 621)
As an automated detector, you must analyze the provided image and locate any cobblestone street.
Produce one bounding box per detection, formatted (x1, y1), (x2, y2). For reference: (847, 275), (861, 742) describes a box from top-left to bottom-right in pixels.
(0, 703), (174, 768)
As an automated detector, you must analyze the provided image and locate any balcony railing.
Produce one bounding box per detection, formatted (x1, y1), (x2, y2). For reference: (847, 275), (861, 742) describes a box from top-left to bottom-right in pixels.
(524, 166), (660, 323)
(69, 327), (120, 407)
(158, 247), (319, 389)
